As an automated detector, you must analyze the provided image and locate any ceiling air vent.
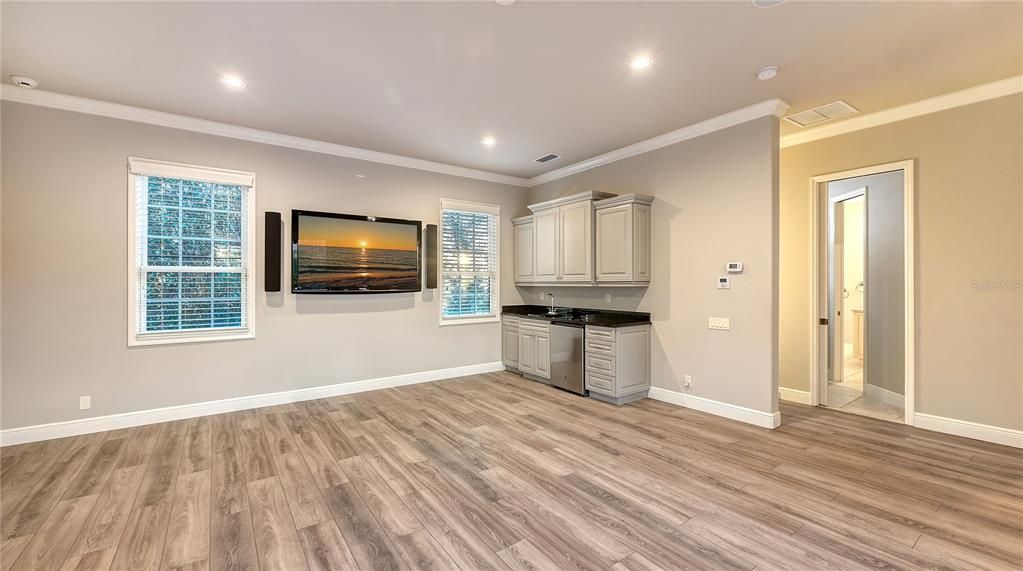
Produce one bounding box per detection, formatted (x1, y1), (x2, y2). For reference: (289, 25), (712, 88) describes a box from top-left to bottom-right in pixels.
(534, 153), (561, 164)
(784, 100), (858, 127)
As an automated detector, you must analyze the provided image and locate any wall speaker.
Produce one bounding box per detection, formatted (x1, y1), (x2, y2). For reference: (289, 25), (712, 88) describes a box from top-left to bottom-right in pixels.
(425, 224), (438, 289)
(265, 211), (282, 292)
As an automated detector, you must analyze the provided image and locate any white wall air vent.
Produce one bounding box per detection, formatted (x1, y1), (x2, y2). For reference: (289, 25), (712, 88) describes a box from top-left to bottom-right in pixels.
(534, 153), (561, 163)
(784, 100), (858, 127)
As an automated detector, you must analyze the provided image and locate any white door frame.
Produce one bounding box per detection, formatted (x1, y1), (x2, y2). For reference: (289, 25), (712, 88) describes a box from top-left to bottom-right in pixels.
(808, 160), (915, 425)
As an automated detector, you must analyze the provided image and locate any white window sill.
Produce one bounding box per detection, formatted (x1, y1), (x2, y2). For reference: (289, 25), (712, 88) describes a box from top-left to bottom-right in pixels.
(129, 329), (254, 347)
(438, 315), (499, 327)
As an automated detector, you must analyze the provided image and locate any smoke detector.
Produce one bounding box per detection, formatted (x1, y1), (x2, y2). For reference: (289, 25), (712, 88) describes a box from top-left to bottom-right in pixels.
(756, 66), (779, 81)
(10, 75), (38, 89)
(784, 100), (859, 127)
(534, 153), (561, 164)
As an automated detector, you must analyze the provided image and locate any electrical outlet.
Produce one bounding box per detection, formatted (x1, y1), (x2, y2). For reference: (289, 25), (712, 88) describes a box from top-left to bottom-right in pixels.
(79, 396), (91, 410)
(708, 317), (731, 331)
(605, 294), (612, 304)
(684, 375), (692, 389)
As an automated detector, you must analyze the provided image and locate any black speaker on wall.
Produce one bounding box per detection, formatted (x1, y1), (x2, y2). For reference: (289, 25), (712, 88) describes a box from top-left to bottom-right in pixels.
(425, 224), (438, 289)
(265, 211), (282, 292)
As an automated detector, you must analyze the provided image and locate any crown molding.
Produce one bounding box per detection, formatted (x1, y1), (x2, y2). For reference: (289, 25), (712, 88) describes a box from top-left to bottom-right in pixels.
(0, 85), (531, 188)
(526, 98), (790, 187)
(780, 75), (1023, 148)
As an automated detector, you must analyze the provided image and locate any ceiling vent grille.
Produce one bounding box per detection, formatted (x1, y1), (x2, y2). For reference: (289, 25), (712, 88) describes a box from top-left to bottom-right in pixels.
(534, 153), (561, 164)
(784, 100), (858, 127)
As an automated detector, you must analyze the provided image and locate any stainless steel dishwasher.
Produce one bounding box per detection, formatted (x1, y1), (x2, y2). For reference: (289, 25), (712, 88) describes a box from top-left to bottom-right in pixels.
(549, 322), (585, 394)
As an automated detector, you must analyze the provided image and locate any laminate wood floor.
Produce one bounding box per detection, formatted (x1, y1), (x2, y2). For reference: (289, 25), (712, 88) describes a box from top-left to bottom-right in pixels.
(2, 371), (1020, 570)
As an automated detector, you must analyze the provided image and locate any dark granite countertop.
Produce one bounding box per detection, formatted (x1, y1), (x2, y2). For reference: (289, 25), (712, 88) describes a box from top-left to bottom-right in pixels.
(502, 305), (650, 327)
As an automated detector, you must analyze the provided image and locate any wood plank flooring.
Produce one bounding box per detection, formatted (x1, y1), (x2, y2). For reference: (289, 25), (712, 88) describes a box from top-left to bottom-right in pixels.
(1, 371), (1020, 570)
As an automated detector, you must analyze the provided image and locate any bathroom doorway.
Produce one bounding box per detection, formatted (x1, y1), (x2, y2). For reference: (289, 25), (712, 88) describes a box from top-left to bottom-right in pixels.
(810, 161), (915, 424)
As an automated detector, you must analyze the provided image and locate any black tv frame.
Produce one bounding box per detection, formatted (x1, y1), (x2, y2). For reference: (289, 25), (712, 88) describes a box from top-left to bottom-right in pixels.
(291, 209), (423, 294)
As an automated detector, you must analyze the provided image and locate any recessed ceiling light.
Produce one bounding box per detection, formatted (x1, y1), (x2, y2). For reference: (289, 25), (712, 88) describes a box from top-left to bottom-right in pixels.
(494, 0), (517, 5)
(752, 0), (785, 7)
(756, 65), (779, 81)
(355, 173), (366, 178)
(629, 56), (653, 71)
(220, 75), (247, 89)
(10, 75), (38, 89)
(481, 136), (497, 148)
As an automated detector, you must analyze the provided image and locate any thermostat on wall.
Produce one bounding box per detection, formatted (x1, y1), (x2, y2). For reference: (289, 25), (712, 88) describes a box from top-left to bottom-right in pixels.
(726, 262), (743, 273)
(717, 276), (731, 289)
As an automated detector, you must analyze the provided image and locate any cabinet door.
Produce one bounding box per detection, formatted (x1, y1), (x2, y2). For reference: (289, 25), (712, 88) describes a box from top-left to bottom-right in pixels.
(595, 204), (634, 282)
(533, 209), (559, 281)
(535, 333), (551, 379)
(502, 326), (519, 368)
(518, 331), (536, 374)
(559, 201), (593, 282)
(513, 222), (535, 282)
(615, 326), (650, 395)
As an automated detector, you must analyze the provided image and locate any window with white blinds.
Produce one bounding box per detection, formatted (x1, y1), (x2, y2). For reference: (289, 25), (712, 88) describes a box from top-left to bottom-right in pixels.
(440, 199), (500, 323)
(128, 158), (255, 345)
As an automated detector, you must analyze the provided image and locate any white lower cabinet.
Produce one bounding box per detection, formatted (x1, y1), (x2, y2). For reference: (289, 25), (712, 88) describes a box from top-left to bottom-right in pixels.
(515, 319), (551, 380)
(502, 316), (520, 369)
(584, 323), (651, 404)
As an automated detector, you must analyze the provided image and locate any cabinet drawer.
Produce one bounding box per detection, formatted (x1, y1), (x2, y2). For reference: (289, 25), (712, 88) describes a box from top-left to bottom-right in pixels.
(519, 319), (550, 332)
(585, 352), (615, 375)
(586, 371), (614, 394)
(585, 337), (615, 356)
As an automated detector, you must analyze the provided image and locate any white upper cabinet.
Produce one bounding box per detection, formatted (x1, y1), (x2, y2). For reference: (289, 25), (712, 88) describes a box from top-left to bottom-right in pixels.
(558, 200), (594, 282)
(594, 194), (653, 284)
(512, 216), (535, 283)
(532, 208), (560, 281)
(515, 191), (652, 286)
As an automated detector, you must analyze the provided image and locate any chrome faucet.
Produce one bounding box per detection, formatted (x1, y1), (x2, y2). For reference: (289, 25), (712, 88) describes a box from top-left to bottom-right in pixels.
(547, 293), (556, 314)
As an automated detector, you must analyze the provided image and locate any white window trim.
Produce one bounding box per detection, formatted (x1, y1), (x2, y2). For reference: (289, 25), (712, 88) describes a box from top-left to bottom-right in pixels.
(438, 198), (501, 326)
(126, 157), (257, 346)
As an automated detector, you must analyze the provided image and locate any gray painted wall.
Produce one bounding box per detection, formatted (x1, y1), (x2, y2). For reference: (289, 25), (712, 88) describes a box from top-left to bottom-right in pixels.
(1, 102), (526, 429)
(525, 117), (780, 415)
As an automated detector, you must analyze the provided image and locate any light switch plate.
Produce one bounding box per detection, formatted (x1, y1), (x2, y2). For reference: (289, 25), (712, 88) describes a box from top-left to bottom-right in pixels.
(708, 317), (730, 331)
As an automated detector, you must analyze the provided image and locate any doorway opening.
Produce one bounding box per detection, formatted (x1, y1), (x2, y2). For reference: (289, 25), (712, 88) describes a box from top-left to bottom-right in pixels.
(810, 161), (915, 424)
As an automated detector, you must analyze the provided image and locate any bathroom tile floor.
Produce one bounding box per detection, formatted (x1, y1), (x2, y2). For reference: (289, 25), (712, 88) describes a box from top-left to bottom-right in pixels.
(826, 357), (904, 423)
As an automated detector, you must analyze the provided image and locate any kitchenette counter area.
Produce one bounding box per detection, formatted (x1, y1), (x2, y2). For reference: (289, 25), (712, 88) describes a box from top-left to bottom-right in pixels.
(501, 305), (651, 405)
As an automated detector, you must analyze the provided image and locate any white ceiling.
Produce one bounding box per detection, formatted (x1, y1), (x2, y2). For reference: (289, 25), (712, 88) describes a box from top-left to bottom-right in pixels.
(3, 2), (1020, 178)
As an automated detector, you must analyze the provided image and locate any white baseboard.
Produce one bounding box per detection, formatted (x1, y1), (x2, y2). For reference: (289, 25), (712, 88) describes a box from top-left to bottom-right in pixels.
(648, 387), (780, 429)
(778, 387), (812, 405)
(914, 413), (1023, 449)
(864, 383), (905, 409)
(0, 362), (505, 446)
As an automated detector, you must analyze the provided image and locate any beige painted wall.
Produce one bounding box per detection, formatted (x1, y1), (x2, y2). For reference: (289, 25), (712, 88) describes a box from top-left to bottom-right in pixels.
(527, 117), (780, 415)
(1, 102), (526, 429)
(780, 94), (1023, 430)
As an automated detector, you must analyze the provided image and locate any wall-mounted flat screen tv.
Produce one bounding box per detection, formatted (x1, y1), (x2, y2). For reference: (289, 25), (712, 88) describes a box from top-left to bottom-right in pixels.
(291, 210), (422, 294)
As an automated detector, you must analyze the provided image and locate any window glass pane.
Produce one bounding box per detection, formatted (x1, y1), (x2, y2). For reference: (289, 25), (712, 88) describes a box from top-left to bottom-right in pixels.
(136, 171), (249, 337)
(181, 272), (212, 298)
(146, 272), (180, 299)
(214, 272), (242, 298)
(147, 238), (180, 266)
(148, 178), (180, 207)
(146, 301), (180, 331)
(148, 207), (180, 237)
(181, 239), (212, 266)
(440, 208), (497, 319)
(181, 210), (212, 238)
(181, 180), (213, 209)
(214, 212), (242, 240)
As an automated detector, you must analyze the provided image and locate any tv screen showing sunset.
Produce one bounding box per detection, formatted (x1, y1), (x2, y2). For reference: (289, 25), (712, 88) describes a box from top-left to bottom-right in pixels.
(292, 212), (421, 293)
